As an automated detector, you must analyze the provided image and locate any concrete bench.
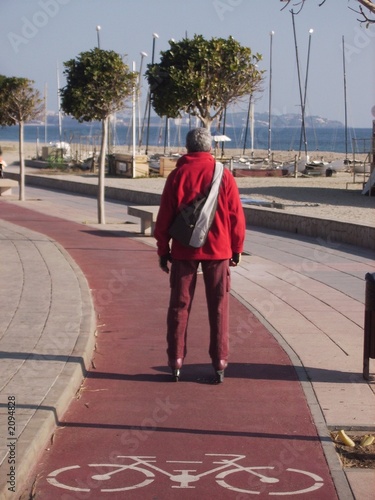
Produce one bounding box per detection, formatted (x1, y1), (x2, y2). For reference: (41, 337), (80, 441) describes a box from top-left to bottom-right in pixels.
(0, 179), (19, 196)
(127, 205), (160, 235)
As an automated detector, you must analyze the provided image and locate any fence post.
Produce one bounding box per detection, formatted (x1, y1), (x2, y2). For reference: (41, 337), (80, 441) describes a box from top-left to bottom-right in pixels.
(363, 272), (375, 380)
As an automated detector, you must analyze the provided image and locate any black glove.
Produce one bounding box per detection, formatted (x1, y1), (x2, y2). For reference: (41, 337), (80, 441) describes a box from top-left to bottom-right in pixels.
(230, 252), (241, 267)
(159, 253), (172, 274)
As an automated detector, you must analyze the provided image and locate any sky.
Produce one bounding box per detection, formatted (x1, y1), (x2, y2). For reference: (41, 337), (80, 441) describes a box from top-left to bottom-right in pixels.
(1, 0), (374, 128)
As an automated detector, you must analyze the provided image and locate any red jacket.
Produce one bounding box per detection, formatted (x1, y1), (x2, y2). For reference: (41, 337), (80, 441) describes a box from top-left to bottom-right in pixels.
(154, 152), (246, 260)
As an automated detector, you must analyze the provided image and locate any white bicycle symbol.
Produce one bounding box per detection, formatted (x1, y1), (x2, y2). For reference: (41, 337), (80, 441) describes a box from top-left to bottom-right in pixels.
(47, 454), (324, 495)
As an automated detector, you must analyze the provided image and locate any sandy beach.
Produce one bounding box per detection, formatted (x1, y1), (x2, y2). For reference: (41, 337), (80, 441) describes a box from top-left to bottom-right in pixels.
(1, 138), (367, 165)
(1, 140), (374, 228)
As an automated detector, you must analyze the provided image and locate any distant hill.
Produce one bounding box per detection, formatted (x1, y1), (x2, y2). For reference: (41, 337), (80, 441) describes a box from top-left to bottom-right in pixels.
(37, 111), (344, 129)
(228, 111), (344, 129)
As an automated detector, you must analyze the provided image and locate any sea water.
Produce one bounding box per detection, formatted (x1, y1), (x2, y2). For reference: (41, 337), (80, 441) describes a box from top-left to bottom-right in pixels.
(0, 122), (372, 154)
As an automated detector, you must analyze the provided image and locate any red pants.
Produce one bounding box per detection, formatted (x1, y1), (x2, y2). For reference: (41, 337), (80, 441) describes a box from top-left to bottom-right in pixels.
(166, 259), (230, 366)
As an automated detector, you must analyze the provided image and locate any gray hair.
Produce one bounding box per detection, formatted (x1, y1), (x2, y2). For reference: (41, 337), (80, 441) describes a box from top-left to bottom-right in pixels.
(185, 128), (212, 152)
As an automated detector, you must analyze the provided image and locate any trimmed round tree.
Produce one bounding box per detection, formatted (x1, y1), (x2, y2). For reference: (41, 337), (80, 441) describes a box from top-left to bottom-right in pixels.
(146, 35), (263, 129)
(0, 75), (42, 201)
(60, 48), (136, 224)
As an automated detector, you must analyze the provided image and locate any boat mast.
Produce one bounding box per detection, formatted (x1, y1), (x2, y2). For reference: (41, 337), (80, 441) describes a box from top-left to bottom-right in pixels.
(342, 35), (349, 160)
(56, 63), (62, 143)
(268, 31), (274, 158)
(250, 97), (254, 153)
(138, 51), (147, 152)
(44, 82), (48, 144)
(291, 12), (307, 158)
(221, 106), (227, 157)
(243, 94), (254, 155)
(299, 28), (313, 157)
(163, 116), (169, 155)
(132, 61), (136, 178)
(145, 33), (159, 155)
(243, 95), (250, 155)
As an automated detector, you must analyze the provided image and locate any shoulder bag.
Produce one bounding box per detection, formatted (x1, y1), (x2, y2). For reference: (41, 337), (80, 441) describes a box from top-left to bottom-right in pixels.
(169, 162), (224, 248)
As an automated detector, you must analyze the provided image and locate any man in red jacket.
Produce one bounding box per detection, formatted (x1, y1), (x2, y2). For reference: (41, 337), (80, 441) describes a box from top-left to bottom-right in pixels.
(154, 128), (246, 383)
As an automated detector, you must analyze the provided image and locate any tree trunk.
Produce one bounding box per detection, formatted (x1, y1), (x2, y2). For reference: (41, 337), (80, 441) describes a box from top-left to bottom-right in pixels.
(98, 117), (108, 224)
(199, 116), (213, 129)
(19, 120), (25, 201)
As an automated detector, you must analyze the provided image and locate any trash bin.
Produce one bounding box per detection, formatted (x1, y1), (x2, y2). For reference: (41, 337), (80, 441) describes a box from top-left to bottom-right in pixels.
(363, 272), (375, 380)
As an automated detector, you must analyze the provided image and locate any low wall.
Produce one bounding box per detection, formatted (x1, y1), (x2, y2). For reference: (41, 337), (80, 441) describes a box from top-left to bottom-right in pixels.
(6, 172), (162, 205)
(242, 205), (375, 251)
(5, 172), (375, 251)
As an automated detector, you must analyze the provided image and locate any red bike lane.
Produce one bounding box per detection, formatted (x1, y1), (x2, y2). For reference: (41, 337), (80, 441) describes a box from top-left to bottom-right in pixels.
(1, 203), (338, 499)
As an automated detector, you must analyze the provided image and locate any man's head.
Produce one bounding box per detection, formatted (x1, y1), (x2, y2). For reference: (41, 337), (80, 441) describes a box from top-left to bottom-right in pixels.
(185, 128), (212, 153)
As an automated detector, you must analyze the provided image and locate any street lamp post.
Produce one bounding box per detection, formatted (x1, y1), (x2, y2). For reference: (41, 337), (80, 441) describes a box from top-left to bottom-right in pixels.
(145, 33), (159, 155)
(96, 25), (101, 49)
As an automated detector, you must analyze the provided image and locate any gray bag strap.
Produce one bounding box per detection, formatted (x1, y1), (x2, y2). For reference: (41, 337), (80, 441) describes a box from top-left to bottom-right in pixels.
(189, 162), (224, 248)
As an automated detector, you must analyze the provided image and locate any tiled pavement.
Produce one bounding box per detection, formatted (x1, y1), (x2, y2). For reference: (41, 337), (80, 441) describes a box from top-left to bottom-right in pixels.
(0, 183), (374, 499)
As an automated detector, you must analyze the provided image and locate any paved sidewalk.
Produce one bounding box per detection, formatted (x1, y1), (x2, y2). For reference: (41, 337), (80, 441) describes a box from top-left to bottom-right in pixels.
(0, 217), (95, 498)
(0, 183), (374, 498)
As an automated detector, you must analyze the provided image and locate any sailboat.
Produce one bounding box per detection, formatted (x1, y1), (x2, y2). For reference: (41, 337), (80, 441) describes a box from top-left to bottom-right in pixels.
(51, 63), (71, 159)
(283, 19), (332, 176)
(233, 32), (281, 172)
